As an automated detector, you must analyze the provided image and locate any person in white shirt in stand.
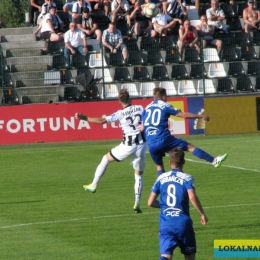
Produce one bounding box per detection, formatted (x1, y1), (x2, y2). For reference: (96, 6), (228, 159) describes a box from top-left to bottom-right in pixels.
(196, 14), (222, 54)
(151, 3), (177, 37)
(64, 21), (88, 68)
(206, 0), (230, 36)
(110, 0), (131, 28)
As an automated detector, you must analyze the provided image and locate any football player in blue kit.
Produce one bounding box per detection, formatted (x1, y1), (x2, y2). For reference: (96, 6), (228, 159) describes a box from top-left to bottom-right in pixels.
(75, 89), (146, 213)
(142, 87), (227, 175)
(148, 148), (208, 260)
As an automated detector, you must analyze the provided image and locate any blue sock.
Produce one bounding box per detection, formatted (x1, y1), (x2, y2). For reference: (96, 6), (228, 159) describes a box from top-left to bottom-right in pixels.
(158, 257), (169, 260)
(192, 147), (214, 163)
(157, 169), (165, 176)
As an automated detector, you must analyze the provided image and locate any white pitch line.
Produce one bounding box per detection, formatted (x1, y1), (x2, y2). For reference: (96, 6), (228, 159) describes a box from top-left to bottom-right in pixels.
(185, 158), (260, 173)
(1, 202), (260, 230)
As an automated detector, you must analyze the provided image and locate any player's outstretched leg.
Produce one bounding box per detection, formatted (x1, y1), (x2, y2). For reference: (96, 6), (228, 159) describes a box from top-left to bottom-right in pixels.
(83, 154), (110, 193)
(212, 153), (228, 168)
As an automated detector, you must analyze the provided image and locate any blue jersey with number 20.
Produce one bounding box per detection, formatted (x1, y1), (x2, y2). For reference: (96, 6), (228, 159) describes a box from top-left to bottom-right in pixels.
(142, 99), (180, 144)
(151, 169), (195, 228)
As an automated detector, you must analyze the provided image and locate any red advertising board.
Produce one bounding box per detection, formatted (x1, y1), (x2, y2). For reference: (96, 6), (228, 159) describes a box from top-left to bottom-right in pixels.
(0, 98), (189, 145)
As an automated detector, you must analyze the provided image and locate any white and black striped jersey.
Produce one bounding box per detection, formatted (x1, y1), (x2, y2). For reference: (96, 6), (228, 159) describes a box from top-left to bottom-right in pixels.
(106, 105), (146, 146)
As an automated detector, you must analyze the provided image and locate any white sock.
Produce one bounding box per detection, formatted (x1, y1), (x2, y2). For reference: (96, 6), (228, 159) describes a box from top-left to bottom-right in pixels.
(91, 155), (110, 187)
(134, 174), (143, 206)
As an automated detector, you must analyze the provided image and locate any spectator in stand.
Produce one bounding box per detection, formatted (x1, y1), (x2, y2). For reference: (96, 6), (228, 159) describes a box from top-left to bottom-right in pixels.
(72, 0), (92, 20)
(63, 0), (76, 20)
(163, 0), (187, 24)
(64, 21), (88, 68)
(87, 0), (111, 17)
(206, 0), (230, 36)
(151, 3), (177, 37)
(130, 3), (153, 38)
(74, 7), (102, 43)
(102, 22), (128, 61)
(196, 15), (222, 54)
(243, 0), (260, 37)
(40, 6), (64, 51)
(37, 0), (56, 26)
(29, 0), (45, 26)
(110, 0), (132, 28)
(177, 19), (200, 57)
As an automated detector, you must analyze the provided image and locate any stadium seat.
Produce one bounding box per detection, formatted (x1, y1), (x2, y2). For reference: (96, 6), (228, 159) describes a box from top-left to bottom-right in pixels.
(123, 37), (139, 51)
(171, 64), (189, 80)
(207, 62), (227, 78)
(159, 81), (177, 96)
(52, 54), (67, 70)
(87, 39), (101, 53)
(237, 2), (247, 17)
(199, 4), (210, 16)
(254, 76), (260, 91)
(127, 51), (146, 66)
(247, 61), (260, 76)
(197, 79), (216, 94)
(133, 66), (151, 81)
(186, 5), (199, 20)
(116, 22), (131, 37)
(252, 30), (260, 45)
(236, 77), (254, 92)
(109, 52), (125, 67)
(89, 53), (108, 68)
(1, 88), (19, 105)
(217, 78), (234, 93)
(165, 48), (182, 64)
(114, 67), (132, 82)
(101, 84), (119, 99)
(94, 68), (112, 83)
(140, 82), (156, 97)
(92, 9), (110, 24)
(64, 86), (81, 102)
(190, 19), (201, 27)
(152, 65), (170, 81)
(190, 64), (206, 79)
(240, 45), (257, 60)
(121, 83), (139, 97)
(229, 32), (250, 46)
(221, 46), (240, 61)
(220, 3), (238, 17)
(177, 80), (197, 95)
(184, 47), (200, 63)
(203, 48), (220, 62)
(159, 35), (177, 50)
(147, 50), (164, 65)
(71, 53), (87, 69)
(228, 62), (246, 77)
(140, 36), (160, 51)
(225, 17), (242, 31)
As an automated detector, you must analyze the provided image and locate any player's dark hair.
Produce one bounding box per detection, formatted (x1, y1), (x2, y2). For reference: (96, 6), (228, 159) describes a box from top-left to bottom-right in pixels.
(118, 89), (130, 104)
(169, 148), (185, 168)
(153, 87), (166, 99)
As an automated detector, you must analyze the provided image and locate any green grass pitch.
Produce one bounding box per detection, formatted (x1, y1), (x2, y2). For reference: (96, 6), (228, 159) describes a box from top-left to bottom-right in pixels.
(1, 134), (260, 260)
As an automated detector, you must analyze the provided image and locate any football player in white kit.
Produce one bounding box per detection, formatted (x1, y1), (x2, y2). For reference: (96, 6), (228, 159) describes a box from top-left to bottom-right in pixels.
(75, 89), (146, 213)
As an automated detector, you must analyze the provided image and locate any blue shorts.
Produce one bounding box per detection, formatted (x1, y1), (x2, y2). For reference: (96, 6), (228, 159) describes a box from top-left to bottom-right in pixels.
(148, 136), (189, 165)
(159, 225), (196, 256)
(63, 1), (76, 11)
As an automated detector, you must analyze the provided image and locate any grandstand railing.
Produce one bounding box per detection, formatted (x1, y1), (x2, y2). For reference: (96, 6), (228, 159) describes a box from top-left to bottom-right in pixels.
(2, 35), (260, 105)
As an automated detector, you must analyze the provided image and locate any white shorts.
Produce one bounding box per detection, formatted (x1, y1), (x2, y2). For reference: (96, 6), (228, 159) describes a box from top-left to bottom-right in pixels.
(110, 142), (147, 171)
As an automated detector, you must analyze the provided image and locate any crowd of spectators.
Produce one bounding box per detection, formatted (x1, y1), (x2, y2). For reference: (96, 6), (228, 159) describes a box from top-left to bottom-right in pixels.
(28, 0), (260, 66)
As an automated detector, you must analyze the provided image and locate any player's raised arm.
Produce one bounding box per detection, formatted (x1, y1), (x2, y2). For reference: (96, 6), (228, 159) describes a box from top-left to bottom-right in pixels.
(75, 112), (107, 124)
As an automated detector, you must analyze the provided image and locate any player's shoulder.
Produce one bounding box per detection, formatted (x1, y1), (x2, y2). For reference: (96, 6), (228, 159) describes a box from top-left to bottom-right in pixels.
(176, 171), (194, 182)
